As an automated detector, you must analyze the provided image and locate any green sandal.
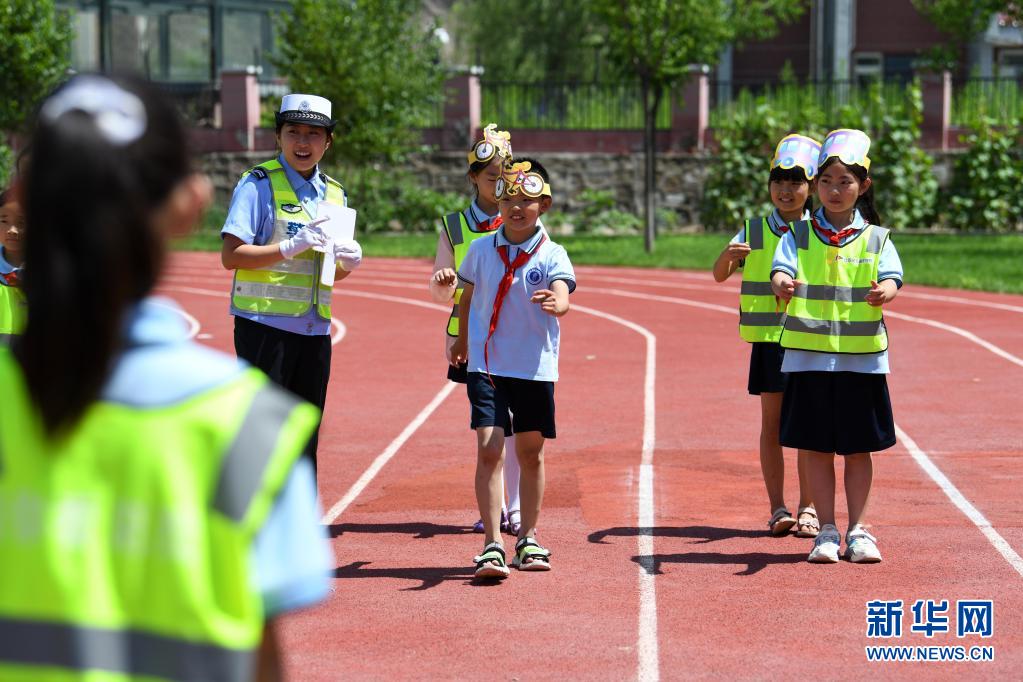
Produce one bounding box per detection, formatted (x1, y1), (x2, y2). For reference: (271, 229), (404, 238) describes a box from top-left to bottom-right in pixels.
(511, 537), (551, 571)
(474, 541), (510, 579)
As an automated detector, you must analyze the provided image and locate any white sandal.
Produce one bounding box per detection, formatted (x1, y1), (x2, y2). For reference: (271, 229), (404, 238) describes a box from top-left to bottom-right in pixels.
(795, 506), (820, 538)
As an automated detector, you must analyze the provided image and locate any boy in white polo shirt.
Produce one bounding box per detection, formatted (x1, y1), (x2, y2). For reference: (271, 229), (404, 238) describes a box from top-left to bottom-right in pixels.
(450, 158), (575, 579)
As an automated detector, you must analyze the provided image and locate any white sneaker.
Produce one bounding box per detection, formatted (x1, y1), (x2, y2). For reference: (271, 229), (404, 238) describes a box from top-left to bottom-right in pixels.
(807, 523), (841, 563)
(845, 526), (882, 563)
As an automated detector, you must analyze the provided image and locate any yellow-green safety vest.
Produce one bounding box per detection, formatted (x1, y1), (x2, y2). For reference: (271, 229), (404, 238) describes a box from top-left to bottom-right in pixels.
(0, 280), (26, 345)
(442, 210), (499, 337)
(0, 351), (320, 682)
(779, 221), (890, 354)
(231, 159), (346, 321)
(738, 216), (786, 343)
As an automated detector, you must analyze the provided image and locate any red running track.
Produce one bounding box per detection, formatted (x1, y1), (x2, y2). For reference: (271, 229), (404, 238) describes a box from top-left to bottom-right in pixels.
(159, 253), (1023, 680)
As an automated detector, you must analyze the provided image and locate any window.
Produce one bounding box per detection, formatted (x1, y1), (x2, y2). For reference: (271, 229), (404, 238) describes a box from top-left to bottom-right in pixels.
(852, 53), (883, 85)
(997, 49), (1023, 78)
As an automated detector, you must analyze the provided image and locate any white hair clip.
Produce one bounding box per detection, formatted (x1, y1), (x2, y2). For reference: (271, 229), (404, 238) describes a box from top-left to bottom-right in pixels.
(41, 76), (147, 146)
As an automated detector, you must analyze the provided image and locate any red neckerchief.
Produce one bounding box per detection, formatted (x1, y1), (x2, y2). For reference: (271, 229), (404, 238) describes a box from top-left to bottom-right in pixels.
(811, 217), (858, 245)
(0, 270), (19, 287)
(483, 233), (547, 383)
(475, 215), (503, 233)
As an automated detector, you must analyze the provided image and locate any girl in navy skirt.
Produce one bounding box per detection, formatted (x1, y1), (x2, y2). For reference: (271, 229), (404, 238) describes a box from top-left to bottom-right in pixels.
(771, 129), (903, 564)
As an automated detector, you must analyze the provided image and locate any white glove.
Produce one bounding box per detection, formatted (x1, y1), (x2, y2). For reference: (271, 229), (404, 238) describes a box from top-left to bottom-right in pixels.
(279, 221), (328, 259)
(333, 238), (362, 272)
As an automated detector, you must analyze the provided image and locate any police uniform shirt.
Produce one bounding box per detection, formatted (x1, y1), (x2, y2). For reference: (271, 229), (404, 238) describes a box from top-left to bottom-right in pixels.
(771, 207), (904, 374)
(457, 226), (576, 381)
(221, 154), (341, 336)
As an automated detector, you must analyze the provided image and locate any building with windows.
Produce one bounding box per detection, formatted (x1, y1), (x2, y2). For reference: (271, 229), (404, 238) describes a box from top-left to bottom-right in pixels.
(717, 0), (1023, 86)
(58, 0), (287, 84)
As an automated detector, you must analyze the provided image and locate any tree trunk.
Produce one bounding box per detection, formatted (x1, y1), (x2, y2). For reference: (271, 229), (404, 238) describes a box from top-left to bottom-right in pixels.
(642, 77), (660, 254)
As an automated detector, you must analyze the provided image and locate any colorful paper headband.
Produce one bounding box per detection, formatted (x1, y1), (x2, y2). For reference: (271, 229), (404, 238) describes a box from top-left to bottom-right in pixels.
(771, 134), (823, 180)
(819, 129), (871, 171)
(495, 161), (551, 200)
(467, 123), (513, 166)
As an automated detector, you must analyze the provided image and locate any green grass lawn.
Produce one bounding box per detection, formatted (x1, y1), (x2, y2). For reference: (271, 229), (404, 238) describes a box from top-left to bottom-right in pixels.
(177, 210), (1023, 294)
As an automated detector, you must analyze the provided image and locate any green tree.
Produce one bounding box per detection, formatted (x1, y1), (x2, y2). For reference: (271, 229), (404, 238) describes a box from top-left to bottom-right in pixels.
(913, 1), (1023, 69)
(274, 0), (446, 164)
(0, 0), (71, 185)
(591, 0), (805, 252)
(449, 0), (603, 82)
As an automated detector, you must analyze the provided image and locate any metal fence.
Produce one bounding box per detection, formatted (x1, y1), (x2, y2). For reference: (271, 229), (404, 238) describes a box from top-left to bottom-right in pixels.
(951, 76), (1023, 126)
(708, 79), (916, 128)
(480, 81), (672, 130)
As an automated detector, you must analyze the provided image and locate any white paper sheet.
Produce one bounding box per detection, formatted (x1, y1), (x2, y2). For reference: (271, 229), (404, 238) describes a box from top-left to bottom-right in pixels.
(314, 203), (357, 286)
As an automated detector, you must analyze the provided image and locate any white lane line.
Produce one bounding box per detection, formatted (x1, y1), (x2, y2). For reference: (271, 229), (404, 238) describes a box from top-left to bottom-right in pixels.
(581, 268), (1023, 314)
(157, 285), (348, 347)
(586, 286), (737, 315)
(333, 288), (449, 312)
(152, 298), (200, 339)
(885, 311), (1023, 369)
(321, 381), (459, 524)
(573, 303), (658, 682)
(580, 285), (1023, 579)
(895, 425), (1023, 578)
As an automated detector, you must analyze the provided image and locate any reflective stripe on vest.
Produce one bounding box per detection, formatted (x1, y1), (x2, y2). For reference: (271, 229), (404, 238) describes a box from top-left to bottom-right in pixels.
(0, 354), (320, 681)
(444, 210), (499, 337)
(779, 222), (890, 354)
(0, 283), (27, 338)
(231, 159), (346, 321)
(738, 217), (785, 343)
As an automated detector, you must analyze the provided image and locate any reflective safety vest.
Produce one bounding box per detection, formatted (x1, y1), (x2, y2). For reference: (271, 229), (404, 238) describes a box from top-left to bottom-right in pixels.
(0, 278), (26, 345)
(231, 159), (346, 321)
(738, 216), (786, 343)
(0, 351), (320, 682)
(779, 221), (890, 354)
(442, 210), (500, 337)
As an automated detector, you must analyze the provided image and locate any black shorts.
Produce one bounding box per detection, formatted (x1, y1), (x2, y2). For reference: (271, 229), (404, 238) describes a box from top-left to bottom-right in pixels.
(747, 342), (787, 395)
(447, 362), (468, 383)
(465, 372), (556, 438)
(780, 371), (896, 455)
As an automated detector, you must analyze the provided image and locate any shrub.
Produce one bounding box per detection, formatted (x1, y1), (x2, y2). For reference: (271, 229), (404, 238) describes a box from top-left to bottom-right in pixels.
(332, 164), (465, 233)
(944, 118), (1023, 231)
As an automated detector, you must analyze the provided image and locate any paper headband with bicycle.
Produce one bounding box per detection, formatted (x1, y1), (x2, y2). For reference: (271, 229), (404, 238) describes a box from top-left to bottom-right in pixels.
(467, 123), (513, 165)
(495, 161), (552, 200)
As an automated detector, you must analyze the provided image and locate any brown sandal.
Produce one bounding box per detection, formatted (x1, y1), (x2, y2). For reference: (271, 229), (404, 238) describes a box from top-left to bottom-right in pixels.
(768, 507), (796, 536)
(795, 506), (820, 538)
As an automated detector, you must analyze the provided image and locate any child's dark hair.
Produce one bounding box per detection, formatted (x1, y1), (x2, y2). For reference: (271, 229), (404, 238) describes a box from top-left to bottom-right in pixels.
(17, 75), (191, 435)
(819, 156), (881, 225)
(768, 165), (814, 215)
(513, 157), (549, 183)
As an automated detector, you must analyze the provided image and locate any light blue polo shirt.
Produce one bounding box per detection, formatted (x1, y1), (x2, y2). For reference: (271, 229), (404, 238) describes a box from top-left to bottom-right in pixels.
(771, 207), (904, 374)
(457, 226), (576, 381)
(104, 297), (333, 615)
(221, 154), (341, 336)
(0, 247), (18, 275)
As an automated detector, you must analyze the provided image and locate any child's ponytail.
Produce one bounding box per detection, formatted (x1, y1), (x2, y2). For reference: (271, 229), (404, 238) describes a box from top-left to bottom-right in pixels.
(16, 76), (190, 436)
(855, 182), (881, 226)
